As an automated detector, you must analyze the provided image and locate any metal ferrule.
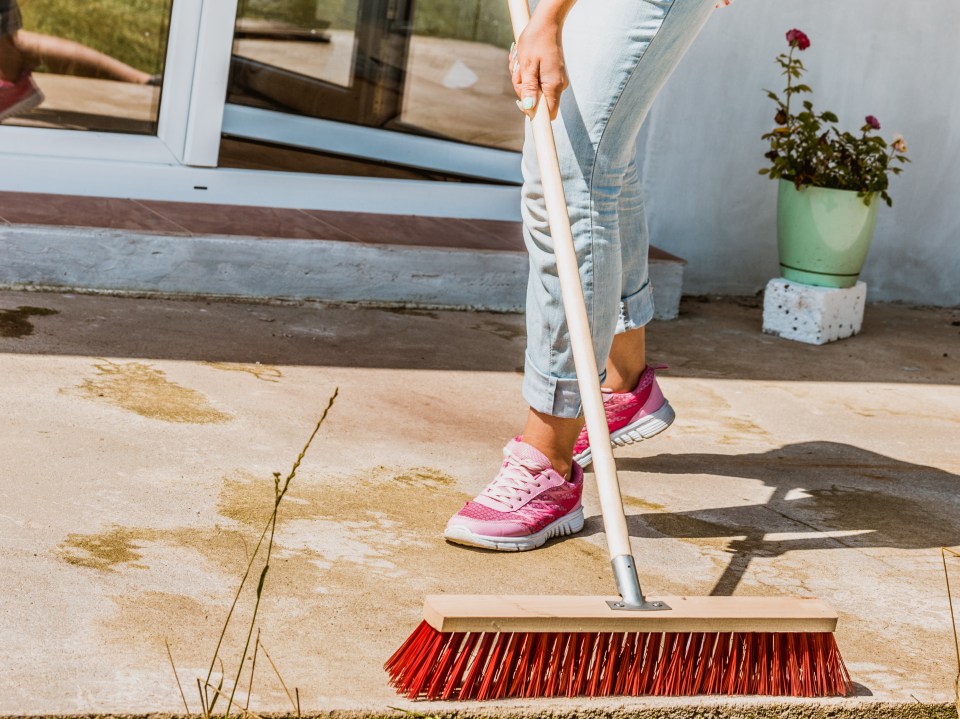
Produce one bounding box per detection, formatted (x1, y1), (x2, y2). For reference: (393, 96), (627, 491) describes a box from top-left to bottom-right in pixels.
(607, 555), (672, 612)
(613, 555), (645, 606)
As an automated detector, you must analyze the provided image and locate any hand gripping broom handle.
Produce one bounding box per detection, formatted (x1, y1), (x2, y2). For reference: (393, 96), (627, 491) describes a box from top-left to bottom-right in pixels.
(507, 0), (668, 612)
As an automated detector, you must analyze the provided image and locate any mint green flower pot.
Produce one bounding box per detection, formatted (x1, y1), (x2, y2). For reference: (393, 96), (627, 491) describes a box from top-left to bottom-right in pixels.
(777, 179), (880, 289)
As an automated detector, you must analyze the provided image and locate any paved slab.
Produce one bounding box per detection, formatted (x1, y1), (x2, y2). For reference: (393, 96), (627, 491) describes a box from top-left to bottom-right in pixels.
(0, 290), (958, 717)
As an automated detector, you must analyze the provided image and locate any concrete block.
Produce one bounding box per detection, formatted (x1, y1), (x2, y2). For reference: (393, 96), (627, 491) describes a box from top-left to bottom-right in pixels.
(763, 277), (866, 345)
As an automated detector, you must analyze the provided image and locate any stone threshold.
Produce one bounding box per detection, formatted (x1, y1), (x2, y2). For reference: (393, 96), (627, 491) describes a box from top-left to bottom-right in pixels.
(0, 192), (687, 317)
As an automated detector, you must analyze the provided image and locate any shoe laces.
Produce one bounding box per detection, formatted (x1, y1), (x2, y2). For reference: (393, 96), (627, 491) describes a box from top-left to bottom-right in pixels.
(479, 452), (549, 508)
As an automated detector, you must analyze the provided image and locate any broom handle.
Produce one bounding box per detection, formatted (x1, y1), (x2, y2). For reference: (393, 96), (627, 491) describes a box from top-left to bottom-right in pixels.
(507, 0), (663, 610)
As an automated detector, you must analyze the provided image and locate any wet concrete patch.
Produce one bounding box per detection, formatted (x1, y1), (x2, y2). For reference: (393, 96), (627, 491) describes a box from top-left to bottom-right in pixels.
(73, 360), (232, 423)
(203, 361), (283, 383)
(58, 526), (149, 571)
(0, 305), (58, 338)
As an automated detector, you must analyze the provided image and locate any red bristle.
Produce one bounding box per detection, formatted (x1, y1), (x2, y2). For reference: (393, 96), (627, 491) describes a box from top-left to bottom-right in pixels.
(706, 632), (730, 694)
(717, 632), (741, 694)
(425, 632), (464, 699)
(384, 620), (428, 675)
(769, 634), (783, 695)
(385, 621), (437, 690)
(647, 632), (673, 695)
(388, 626), (853, 700)
(488, 632), (520, 700)
(581, 634), (599, 697)
(736, 632), (753, 694)
(638, 632), (662, 694)
(543, 633), (565, 697)
(475, 633), (509, 701)
(458, 632), (494, 700)
(559, 633), (579, 697)
(757, 633), (771, 695)
(384, 620), (432, 682)
(525, 633), (550, 698)
(404, 628), (446, 699)
(770, 634), (790, 696)
(440, 631), (479, 700)
(507, 633), (533, 696)
(611, 633), (634, 695)
(562, 632), (580, 696)
(666, 633), (694, 695)
(623, 632), (645, 695)
(598, 632), (622, 696)
(689, 631), (715, 694)
(568, 633), (592, 696)
(806, 634), (822, 695)
(679, 633), (702, 696)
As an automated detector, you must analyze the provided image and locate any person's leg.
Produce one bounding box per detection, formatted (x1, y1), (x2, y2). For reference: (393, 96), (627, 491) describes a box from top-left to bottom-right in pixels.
(603, 160), (651, 393)
(606, 328), (646, 393)
(445, 0), (716, 550)
(15, 31), (152, 84)
(521, 0), (715, 469)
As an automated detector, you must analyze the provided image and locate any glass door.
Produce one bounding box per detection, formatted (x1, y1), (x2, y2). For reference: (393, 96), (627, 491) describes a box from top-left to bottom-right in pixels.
(1, 0), (173, 135)
(222, 0), (522, 182)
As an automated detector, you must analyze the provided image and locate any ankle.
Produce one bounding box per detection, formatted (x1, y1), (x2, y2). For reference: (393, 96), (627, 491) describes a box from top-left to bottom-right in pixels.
(603, 365), (647, 394)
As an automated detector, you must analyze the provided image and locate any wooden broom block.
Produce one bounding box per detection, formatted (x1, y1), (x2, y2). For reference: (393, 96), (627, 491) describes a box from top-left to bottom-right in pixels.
(423, 595), (839, 634)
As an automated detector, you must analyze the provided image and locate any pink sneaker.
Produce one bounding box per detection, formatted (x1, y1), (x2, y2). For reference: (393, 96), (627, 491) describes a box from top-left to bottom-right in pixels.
(572, 365), (675, 468)
(0, 72), (44, 122)
(444, 439), (584, 551)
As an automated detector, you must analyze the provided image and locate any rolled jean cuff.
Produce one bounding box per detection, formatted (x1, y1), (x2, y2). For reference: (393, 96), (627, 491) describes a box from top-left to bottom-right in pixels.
(616, 280), (656, 334)
(522, 351), (606, 419)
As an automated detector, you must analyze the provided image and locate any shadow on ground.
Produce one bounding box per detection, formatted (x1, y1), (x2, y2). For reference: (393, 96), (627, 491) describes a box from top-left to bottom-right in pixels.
(0, 291), (957, 383)
(582, 441), (960, 595)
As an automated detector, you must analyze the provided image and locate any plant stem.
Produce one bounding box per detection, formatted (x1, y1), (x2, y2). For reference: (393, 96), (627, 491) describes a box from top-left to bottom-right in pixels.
(222, 389), (339, 717)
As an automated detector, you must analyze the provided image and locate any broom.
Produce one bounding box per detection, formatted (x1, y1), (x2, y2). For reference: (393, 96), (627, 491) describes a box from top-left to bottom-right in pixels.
(385, 0), (853, 700)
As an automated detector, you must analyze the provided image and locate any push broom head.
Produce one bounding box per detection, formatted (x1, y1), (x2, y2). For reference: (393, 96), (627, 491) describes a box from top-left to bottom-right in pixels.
(385, 594), (852, 700)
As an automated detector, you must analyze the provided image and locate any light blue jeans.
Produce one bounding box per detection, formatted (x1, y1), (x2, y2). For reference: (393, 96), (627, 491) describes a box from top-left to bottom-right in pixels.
(521, 0), (715, 418)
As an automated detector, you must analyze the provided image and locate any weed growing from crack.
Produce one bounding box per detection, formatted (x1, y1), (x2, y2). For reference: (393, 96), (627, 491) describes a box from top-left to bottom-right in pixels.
(167, 388), (338, 718)
(943, 547), (960, 719)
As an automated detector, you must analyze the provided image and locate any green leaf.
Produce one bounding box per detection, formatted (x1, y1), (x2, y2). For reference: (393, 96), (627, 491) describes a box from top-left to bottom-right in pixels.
(759, 168), (770, 175)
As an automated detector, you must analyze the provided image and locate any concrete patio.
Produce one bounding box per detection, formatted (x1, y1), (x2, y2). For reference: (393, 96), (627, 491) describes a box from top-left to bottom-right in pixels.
(1, 288), (958, 718)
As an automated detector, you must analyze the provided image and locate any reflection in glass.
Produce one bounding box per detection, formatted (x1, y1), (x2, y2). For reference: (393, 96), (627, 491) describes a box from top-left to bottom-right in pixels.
(0, 0), (172, 134)
(228, 0), (522, 156)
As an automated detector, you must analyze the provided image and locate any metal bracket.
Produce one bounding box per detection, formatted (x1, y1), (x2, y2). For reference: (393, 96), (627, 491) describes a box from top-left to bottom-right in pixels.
(607, 555), (672, 612)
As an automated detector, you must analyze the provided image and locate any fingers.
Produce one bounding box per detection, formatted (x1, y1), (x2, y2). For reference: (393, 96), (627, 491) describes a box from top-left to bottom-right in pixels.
(540, 64), (567, 120)
(510, 46), (540, 115)
(508, 41), (567, 121)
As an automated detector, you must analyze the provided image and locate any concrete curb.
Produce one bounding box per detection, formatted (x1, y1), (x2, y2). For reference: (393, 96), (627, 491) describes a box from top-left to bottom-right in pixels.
(0, 225), (683, 318)
(0, 225), (526, 312)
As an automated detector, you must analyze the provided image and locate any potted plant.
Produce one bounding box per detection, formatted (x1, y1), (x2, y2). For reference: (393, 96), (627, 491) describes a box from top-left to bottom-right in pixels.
(760, 29), (910, 289)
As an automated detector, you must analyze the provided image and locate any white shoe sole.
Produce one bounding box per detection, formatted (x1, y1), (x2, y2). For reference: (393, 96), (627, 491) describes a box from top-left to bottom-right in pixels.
(444, 506), (585, 552)
(0, 88), (44, 122)
(574, 400), (675, 468)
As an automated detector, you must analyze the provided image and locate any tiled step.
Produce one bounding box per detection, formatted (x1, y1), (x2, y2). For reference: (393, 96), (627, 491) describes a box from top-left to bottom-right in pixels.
(0, 192), (685, 317)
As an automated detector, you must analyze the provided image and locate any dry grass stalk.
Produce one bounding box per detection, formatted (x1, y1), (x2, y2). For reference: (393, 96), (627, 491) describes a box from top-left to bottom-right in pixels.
(167, 389), (339, 718)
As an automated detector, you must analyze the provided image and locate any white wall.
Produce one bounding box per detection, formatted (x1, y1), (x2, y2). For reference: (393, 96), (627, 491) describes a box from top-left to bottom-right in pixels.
(637, 0), (960, 306)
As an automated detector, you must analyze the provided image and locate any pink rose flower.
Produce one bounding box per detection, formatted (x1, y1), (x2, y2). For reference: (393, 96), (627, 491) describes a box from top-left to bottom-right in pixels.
(786, 29), (811, 51)
(866, 115), (881, 130)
